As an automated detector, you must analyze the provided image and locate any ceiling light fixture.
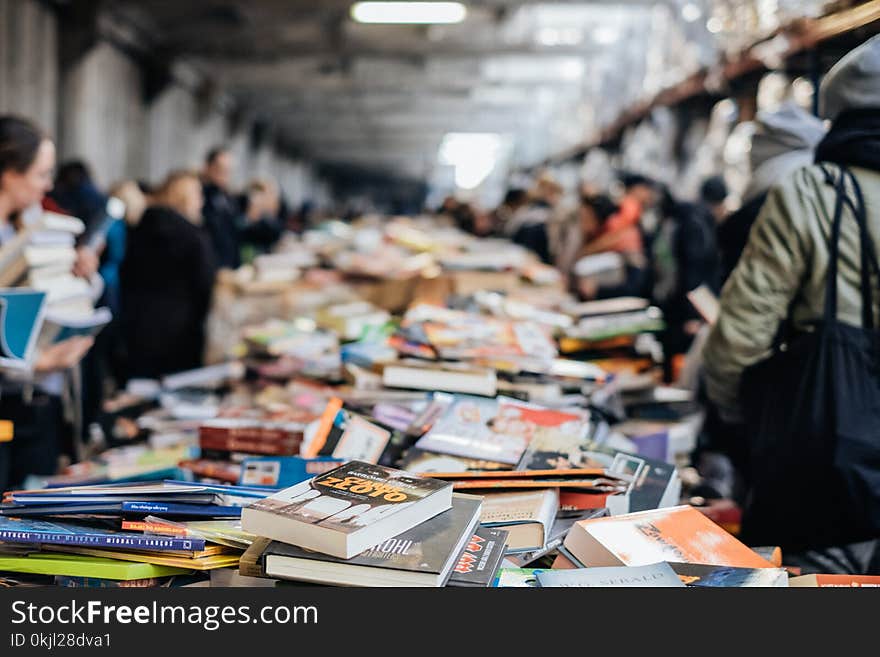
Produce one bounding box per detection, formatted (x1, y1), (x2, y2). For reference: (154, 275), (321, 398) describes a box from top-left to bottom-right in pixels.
(351, 2), (467, 25)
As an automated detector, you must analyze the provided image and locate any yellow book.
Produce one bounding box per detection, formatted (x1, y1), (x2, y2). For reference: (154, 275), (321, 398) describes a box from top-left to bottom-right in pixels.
(44, 545), (241, 571)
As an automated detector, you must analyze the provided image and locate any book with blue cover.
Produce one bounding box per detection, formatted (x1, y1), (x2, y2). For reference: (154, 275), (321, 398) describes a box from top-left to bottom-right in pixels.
(0, 517), (205, 551)
(0, 288), (47, 369)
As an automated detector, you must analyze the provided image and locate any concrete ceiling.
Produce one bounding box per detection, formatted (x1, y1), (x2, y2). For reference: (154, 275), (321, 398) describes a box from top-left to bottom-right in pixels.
(104, 0), (719, 182)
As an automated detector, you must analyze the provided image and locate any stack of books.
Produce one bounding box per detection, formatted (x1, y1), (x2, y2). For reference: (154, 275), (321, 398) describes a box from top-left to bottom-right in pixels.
(240, 460), (506, 587)
(0, 480), (276, 586)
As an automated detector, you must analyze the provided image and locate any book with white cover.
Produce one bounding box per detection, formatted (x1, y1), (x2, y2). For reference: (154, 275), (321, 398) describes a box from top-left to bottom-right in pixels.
(241, 461), (453, 559)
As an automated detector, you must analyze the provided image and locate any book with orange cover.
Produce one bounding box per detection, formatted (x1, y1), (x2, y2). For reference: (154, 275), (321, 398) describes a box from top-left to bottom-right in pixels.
(425, 467), (607, 480)
(444, 478), (623, 492)
(563, 504), (776, 569)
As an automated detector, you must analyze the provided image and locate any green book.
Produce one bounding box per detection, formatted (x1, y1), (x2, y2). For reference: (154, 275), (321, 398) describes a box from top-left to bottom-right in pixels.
(0, 552), (191, 580)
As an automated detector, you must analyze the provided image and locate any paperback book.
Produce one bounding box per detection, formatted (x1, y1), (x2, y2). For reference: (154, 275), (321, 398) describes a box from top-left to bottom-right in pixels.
(241, 461), (453, 558)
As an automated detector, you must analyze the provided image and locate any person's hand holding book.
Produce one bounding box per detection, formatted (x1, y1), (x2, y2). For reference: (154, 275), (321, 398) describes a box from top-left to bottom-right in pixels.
(34, 336), (94, 373)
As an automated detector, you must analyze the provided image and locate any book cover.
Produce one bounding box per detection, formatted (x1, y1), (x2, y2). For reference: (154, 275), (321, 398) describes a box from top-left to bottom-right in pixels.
(0, 288), (47, 369)
(448, 526), (509, 587)
(0, 501), (239, 517)
(563, 505), (776, 569)
(397, 448), (511, 474)
(239, 456), (344, 489)
(262, 495), (481, 587)
(119, 502), (242, 517)
(668, 562), (789, 587)
(536, 562), (685, 587)
(241, 460), (453, 558)
(0, 517), (205, 552)
(415, 395), (529, 465)
(308, 401), (392, 465)
(492, 568), (546, 587)
(789, 574), (880, 587)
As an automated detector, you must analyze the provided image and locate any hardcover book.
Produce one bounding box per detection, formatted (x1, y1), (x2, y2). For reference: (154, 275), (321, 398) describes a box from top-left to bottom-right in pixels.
(479, 488), (559, 553)
(262, 494), (481, 587)
(241, 460), (453, 558)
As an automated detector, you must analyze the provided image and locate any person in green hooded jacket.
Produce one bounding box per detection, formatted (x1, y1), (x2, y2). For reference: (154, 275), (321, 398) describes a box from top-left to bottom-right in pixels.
(704, 34), (880, 573)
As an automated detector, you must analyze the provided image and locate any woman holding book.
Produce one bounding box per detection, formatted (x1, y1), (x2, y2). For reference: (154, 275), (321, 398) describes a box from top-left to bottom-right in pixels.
(0, 115), (96, 490)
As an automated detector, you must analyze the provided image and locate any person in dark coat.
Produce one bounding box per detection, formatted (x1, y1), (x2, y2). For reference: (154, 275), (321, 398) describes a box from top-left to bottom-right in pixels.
(121, 170), (216, 380)
(651, 189), (721, 381)
(201, 146), (242, 270)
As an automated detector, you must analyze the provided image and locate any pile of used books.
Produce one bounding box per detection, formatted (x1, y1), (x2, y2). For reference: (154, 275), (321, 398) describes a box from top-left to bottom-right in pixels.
(3, 212), (873, 587)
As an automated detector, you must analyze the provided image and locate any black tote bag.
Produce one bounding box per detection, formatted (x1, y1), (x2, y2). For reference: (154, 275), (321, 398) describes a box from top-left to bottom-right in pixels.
(739, 167), (880, 551)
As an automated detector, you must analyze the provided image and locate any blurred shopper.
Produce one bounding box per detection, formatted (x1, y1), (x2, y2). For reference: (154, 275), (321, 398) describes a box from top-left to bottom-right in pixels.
(652, 187), (720, 381)
(492, 188), (528, 236)
(704, 35), (880, 571)
(0, 115), (94, 490)
(238, 178), (284, 261)
(201, 146), (241, 270)
(121, 170), (216, 380)
(89, 180), (147, 390)
(699, 175), (729, 225)
(49, 160), (107, 235)
(503, 172), (564, 264)
(718, 103), (826, 283)
(574, 193), (648, 300)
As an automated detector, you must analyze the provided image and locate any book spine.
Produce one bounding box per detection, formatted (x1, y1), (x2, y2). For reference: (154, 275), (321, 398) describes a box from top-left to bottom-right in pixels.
(199, 426), (302, 443)
(199, 437), (300, 456)
(0, 529), (204, 552)
(120, 502), (242, 517)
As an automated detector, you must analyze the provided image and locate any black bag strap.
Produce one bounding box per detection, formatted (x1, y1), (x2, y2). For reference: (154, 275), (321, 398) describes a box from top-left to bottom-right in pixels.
(818, 164), (880, 329)
(823, 167), (848, 323)
(844, 169), (880, 329)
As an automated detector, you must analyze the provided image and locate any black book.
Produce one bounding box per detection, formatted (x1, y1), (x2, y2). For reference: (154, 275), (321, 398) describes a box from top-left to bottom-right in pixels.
(261, 494), (481, 587)
(447, 526), (508, 588)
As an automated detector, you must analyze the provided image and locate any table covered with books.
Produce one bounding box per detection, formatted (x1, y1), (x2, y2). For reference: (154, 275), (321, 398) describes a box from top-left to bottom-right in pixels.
(0, 215), (835, 588)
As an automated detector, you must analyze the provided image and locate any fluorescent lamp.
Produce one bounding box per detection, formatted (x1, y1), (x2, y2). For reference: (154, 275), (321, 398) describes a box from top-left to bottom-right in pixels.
(351, 2), (467, 25)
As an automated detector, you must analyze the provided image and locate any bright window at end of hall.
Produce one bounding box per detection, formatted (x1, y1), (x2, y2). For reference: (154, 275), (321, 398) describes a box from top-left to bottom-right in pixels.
(438, 133), (508, 190)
